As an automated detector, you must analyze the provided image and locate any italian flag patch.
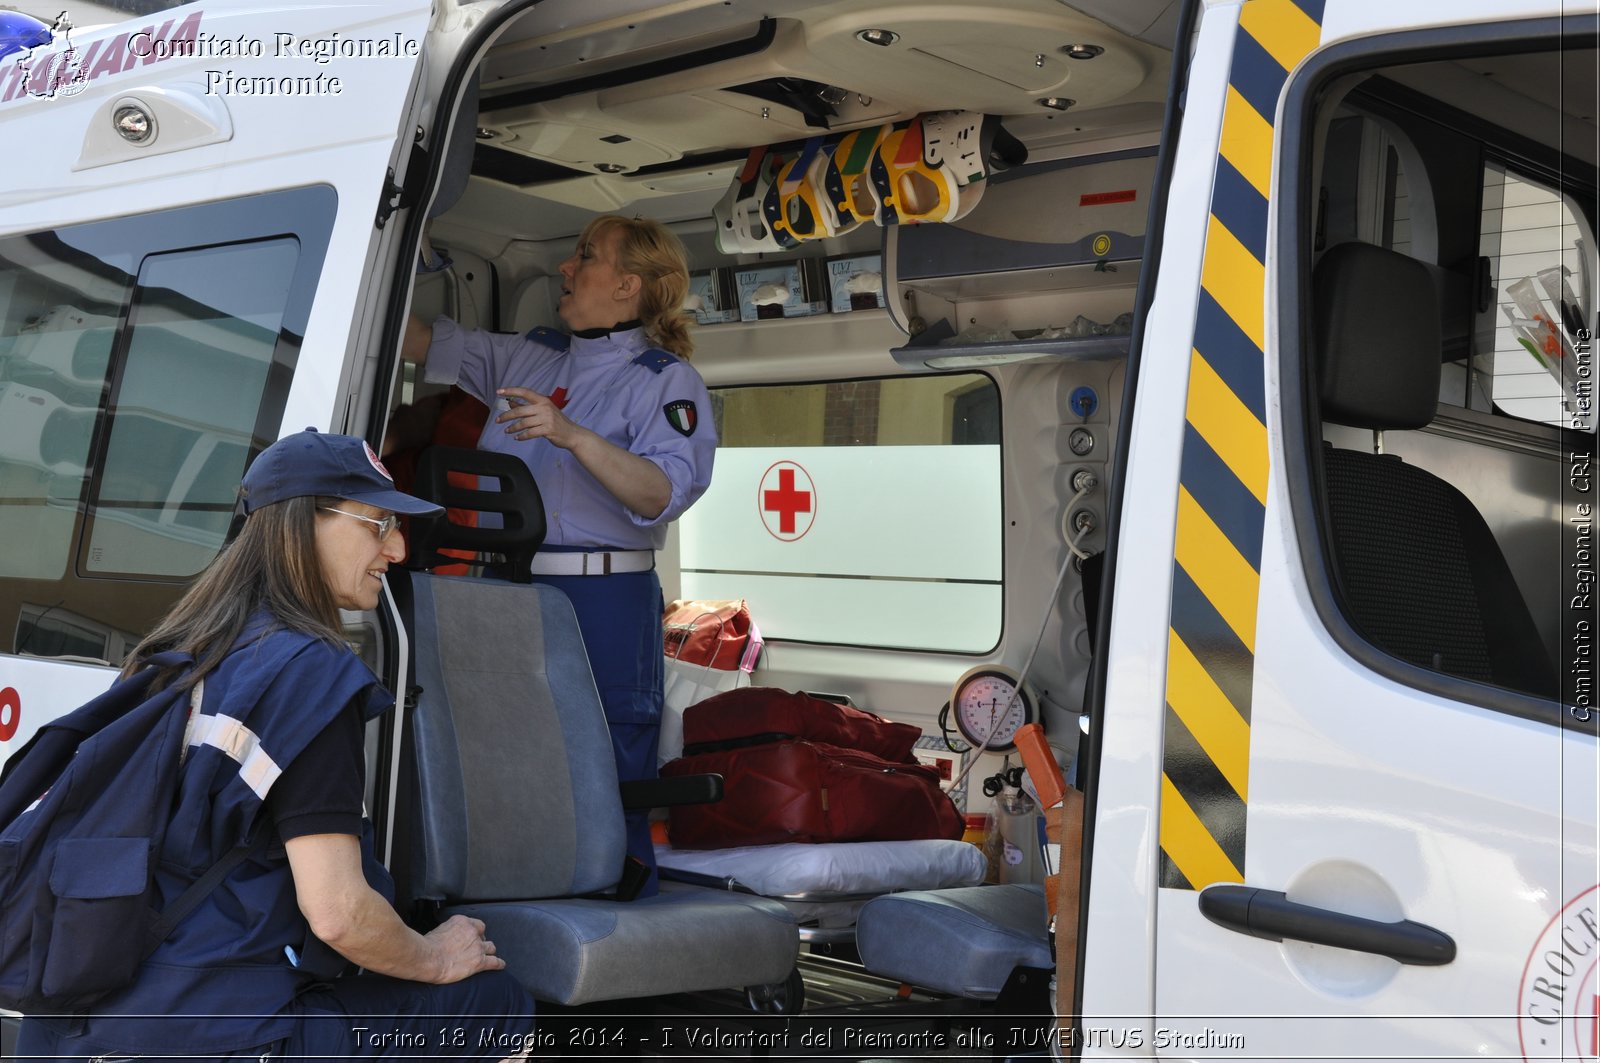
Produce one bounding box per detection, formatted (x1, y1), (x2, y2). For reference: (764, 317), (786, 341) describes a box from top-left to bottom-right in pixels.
(663, 400), (697, 437)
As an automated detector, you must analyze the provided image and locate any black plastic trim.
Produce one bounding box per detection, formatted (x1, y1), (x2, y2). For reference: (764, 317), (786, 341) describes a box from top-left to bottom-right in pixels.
(1199, 885), (1457, 966)
(1278, 15), (1599, 736)
(479, 18), (778, 113)
(619, 773), (723, 809)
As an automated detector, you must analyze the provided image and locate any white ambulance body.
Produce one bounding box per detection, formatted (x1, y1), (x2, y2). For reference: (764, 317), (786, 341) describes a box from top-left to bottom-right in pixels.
(0, 0), (1593, 1057)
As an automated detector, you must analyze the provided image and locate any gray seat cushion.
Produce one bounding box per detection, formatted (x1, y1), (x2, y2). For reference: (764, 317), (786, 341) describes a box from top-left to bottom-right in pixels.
(452, 888), (798, 1005)
(855, 884), (1052, 999)
(408, 572), (800, 1005)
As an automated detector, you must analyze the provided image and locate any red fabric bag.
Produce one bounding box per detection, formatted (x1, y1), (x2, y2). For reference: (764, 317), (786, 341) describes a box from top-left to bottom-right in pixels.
(662, 599), (761, 671)
(662, 739), (964, 849)
(682, 687), (921, 763)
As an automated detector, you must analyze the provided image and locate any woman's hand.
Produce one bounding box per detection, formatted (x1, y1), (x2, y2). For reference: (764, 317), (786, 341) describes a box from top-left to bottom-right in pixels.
(425, 914), (507, 984)
(494, 386), (672, 519)
(497, 387), (582, 449)
(287, 834), (507, 985)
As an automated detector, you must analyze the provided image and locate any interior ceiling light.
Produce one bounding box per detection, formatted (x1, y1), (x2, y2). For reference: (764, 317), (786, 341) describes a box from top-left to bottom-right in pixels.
(1038, 97), (1075, 111)
(1062, 43), (1105, 60)
(856, 28), (899, 47)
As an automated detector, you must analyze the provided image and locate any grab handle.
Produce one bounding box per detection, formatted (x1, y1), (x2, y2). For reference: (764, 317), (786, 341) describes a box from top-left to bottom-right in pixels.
(1198, 885), (1456, 966)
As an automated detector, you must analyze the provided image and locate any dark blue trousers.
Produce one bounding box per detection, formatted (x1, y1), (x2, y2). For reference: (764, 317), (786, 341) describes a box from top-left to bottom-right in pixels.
(529, 564), (664, 897)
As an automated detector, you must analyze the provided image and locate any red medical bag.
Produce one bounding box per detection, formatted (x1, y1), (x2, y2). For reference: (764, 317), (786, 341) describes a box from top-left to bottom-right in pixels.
(663, 739), (963, 849)
(663, 688), (963, 850)
(681, 687), (921, 762)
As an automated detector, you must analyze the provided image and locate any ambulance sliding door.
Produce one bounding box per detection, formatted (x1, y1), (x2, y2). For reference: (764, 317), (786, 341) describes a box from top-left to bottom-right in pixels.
(0, 3), (436, 741)
(1091, 3), (1597, 1057)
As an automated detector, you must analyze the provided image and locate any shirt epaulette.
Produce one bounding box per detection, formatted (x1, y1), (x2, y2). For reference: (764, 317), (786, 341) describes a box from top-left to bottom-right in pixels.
(524, 325), (571, 350)
(631, 348), (679, 374)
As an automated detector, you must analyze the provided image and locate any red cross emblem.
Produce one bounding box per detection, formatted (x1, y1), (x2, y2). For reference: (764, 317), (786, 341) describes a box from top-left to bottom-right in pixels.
(758, 461), (816, 541)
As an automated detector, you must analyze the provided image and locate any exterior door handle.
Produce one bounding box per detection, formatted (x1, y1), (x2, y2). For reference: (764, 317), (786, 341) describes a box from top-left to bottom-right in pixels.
(1198, 884), (1456, 966)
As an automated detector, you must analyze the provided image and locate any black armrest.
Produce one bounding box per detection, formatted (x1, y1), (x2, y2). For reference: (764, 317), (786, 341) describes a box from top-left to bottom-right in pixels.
(619, 773), (723, 810)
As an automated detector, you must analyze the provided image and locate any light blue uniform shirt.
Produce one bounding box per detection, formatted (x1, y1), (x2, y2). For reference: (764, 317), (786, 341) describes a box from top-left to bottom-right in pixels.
(424, 316), (717, 550)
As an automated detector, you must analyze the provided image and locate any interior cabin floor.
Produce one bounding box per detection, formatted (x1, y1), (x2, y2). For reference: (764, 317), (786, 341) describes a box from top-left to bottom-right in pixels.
(529, 952), (1055, 1061)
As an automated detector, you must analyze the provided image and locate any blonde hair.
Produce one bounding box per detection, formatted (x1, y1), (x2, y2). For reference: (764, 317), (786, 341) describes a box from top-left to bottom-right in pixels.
(582, 214), (695, 360)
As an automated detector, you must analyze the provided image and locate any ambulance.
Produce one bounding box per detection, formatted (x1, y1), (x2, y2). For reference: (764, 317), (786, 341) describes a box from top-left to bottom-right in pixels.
(0, 0), (1594, 1057)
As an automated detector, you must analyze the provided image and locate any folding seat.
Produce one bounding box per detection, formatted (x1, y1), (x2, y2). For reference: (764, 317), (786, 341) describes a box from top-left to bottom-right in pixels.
(395, 447), (800, 1006)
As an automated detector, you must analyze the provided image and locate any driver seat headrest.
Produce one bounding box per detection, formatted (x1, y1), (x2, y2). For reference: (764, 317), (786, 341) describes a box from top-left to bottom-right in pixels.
(1312, 242), (1441, 430)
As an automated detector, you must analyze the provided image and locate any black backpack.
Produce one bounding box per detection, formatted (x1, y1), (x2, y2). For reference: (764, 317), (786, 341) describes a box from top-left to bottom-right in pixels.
(0, 650), (262, 1013)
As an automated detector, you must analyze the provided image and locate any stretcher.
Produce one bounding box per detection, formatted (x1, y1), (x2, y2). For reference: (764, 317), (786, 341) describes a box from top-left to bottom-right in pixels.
(655, 837), (987, 944)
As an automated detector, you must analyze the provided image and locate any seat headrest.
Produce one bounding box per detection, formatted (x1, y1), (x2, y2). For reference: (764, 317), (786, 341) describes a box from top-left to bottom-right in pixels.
(1312, 242), (1441, 430)
(407, 445), (546, 582)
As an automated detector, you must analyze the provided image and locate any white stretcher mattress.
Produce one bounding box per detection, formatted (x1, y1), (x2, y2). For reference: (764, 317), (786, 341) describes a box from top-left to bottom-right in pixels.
(655, 838), (987, 898)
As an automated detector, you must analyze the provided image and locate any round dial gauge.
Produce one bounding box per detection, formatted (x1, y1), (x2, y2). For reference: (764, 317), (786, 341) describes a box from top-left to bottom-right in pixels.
(949, 665), (1034, 752)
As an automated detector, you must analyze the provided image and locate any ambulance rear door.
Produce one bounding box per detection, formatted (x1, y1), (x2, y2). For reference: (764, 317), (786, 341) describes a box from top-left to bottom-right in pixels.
(1085, 0), (1597, 1057)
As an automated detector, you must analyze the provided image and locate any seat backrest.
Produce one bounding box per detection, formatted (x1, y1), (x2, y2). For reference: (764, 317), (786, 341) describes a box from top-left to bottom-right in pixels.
(1312, 243), (1554, 696)
(410, 445), (546, 581)
(402, 449), (625, 903)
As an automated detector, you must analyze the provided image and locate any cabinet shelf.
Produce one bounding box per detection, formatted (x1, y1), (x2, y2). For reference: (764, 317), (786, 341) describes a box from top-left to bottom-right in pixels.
(890, 327), (1130, 370)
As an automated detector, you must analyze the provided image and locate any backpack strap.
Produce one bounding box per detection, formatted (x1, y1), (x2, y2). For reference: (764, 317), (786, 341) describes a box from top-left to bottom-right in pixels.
(149, 659), (265, 959)
(144, 823), (270, 958)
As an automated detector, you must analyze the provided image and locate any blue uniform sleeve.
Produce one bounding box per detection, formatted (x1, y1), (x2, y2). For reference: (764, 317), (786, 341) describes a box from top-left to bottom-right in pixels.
(625, 360), (718, 527)
(423, 317), (557, 406)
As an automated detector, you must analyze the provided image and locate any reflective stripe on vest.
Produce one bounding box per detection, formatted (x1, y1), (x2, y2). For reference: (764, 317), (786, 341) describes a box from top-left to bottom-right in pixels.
(186, 713), (283, 801)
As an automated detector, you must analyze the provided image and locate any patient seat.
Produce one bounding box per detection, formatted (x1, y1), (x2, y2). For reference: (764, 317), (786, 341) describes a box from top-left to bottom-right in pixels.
(856, 883), (1054, 1000)
(398, 447), (799, 1005)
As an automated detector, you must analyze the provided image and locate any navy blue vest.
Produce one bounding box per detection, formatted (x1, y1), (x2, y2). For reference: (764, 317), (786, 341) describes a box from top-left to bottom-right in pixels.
(34, 621), (392, 1054)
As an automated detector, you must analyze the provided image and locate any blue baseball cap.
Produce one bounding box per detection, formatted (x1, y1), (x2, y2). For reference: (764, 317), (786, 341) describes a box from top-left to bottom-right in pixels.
(240, 428), (443, 516)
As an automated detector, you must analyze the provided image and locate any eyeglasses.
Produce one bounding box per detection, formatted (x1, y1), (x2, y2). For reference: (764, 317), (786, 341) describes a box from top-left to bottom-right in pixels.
(320, 507), (399, 540)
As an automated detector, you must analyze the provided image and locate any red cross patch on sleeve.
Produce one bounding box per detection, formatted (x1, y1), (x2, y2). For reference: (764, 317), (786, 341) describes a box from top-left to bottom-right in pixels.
(663, 400), (697, 437)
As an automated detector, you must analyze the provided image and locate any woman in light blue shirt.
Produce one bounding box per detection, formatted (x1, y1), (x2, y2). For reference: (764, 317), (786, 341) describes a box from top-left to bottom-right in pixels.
(404, 215), (716, 895)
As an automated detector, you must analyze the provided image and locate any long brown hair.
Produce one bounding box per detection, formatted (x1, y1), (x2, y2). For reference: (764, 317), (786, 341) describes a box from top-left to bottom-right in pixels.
(122, 495), (346, 688)
(582, 214), (695, 360)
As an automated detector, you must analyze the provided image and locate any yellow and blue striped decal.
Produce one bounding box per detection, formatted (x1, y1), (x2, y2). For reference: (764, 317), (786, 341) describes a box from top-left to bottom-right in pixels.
(1158, 0), (1324, 892)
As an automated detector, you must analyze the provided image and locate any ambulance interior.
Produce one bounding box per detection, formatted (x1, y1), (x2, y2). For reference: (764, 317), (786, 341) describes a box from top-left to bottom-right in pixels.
(374, 0), (1176, 1022)
(395, 0), (1175, 783)
(373, 0), (1593, 1020)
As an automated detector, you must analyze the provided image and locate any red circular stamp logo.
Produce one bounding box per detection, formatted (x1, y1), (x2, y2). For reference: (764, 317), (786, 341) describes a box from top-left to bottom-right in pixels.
(1518, 884), (1600, 1061)
(757, 461), (816, 541)
(0, 687), (20, 743)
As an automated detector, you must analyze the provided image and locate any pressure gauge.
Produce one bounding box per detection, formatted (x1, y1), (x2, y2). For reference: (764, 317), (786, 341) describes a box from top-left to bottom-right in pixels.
(948, 664), (1034, 752)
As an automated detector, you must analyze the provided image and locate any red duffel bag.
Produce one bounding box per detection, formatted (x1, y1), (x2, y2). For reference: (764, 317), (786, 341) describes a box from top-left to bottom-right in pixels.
(681, 687), (921, 762)
(662, 739), (964, 850)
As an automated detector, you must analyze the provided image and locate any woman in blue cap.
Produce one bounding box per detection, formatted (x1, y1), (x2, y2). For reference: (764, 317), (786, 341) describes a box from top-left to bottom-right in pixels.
(403, 214), (716, 896)
(16, 429), (535, 1063)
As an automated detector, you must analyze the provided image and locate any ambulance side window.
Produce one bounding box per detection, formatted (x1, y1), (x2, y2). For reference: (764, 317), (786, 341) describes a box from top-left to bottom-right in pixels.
(1294, 40), (1591, 715)
(83, 239), (300, 578)
(678, 374), (1003, 653)
(0, 187), (335, 663)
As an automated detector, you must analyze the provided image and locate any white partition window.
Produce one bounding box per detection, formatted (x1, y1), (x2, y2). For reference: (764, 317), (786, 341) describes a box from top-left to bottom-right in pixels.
(678, 375), (1002, 653)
